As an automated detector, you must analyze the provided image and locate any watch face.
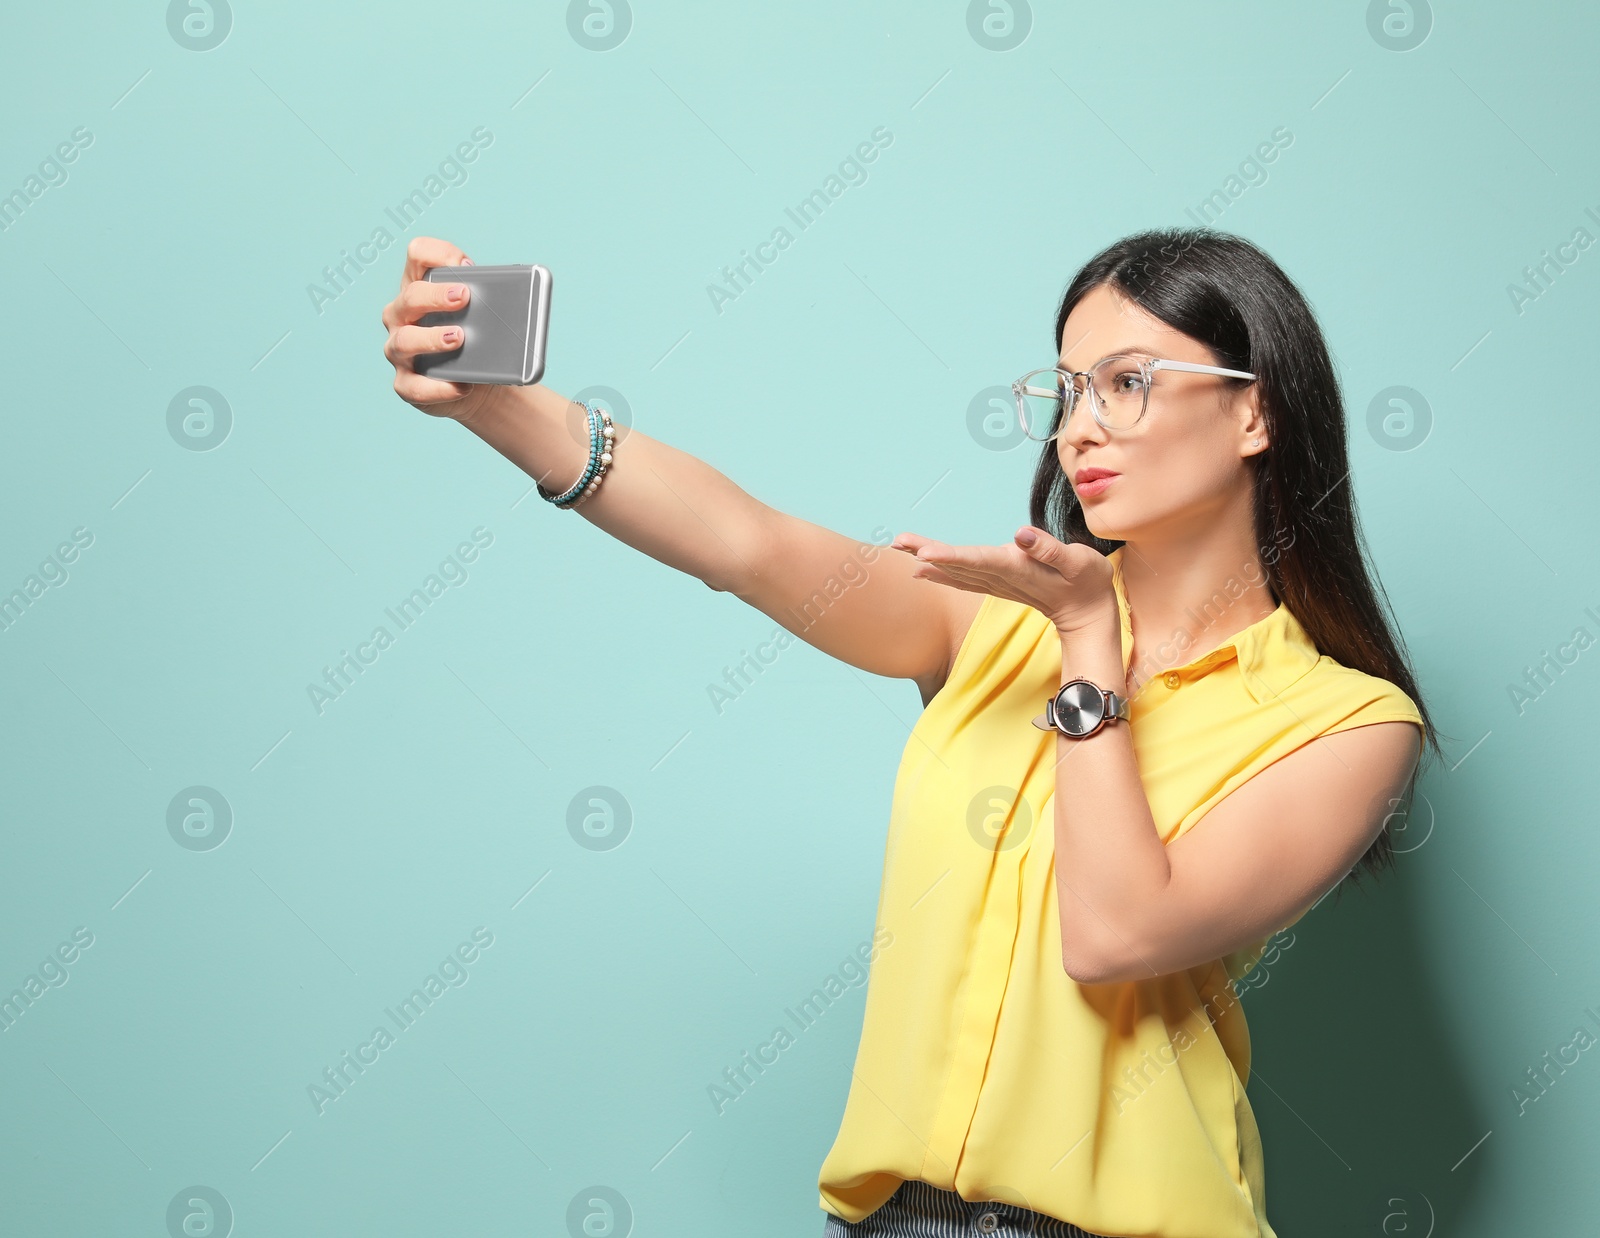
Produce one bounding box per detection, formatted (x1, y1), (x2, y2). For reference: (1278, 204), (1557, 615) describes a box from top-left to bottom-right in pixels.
(1054, 680), (1107, 737)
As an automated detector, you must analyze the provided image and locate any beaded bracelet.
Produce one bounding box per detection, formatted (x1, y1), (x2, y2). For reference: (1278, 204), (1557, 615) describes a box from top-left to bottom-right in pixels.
(535, 401), (616, 510)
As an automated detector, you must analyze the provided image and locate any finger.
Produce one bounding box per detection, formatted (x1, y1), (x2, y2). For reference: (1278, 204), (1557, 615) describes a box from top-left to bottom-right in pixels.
(1013, 529), (1104, 583)
(382, 277), (470, 330)
(385, 323), (465, 369)
(903, 539), (1065, 600)
(890, 531), (934, 553)
(916, 546), (1066, 597)
(392, 368), (473, 407)
(910, 552), (1010, 589)
(919, 562), (1029, 596)
(910, 563), (973, 590)
(902, 535), (960, 561)
(1014, 525), (1068, 559)
(911, 540), (1016, 574)
(911, 562), (1032, 605)
(400, 236), (473, 288)
(909, 559), (981, 589)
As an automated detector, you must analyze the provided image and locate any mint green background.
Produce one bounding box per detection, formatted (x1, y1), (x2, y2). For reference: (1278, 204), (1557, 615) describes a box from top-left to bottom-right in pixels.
(3, 2), (1598, 1235)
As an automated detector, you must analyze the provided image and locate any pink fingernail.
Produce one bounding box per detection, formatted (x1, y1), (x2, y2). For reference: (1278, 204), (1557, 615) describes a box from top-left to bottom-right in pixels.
(443, 328), (461, 343)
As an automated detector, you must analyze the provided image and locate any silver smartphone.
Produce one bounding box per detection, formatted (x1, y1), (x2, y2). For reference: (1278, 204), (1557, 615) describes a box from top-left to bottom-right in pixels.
(415, 263), (551, 385)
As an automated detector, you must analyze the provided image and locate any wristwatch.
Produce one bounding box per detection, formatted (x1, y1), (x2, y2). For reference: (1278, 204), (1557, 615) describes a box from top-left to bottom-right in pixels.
(1031, 678), (1131, 739)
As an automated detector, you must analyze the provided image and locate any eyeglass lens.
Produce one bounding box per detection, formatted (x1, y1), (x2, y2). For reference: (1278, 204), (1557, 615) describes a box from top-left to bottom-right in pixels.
(1017, 356), (1149, 439)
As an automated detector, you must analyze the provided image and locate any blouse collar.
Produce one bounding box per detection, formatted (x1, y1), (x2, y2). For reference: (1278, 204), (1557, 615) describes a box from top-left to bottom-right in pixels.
(1107, 546), (1322, 705)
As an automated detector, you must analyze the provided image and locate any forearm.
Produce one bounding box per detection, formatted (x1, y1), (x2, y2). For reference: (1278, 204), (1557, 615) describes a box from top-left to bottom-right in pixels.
(1051, 615), (1172, 976)
(460, 383), (768, 592)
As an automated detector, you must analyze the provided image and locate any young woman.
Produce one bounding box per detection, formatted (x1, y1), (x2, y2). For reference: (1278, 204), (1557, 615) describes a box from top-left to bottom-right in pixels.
(380, 229), (1439, 1238)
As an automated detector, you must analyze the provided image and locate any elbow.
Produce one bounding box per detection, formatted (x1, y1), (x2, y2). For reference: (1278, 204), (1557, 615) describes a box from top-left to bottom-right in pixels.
(1060, 910), (1147, 985)
(1062, 955), (1113, 986)
(1060, 932), (1112, 985)
(1059, 899), (1110, 983)
(704, 521), (770, 597)
(1062, 945), (1144, 986)
(701, 555), (746, 595)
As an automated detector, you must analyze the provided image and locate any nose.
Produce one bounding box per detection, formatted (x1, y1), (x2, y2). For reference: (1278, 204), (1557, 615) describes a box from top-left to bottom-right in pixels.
(1058, 379), (1107, 446)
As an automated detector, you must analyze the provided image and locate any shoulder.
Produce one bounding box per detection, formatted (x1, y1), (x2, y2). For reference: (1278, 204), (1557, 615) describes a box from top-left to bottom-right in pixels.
(1299, 654), (1423, 738)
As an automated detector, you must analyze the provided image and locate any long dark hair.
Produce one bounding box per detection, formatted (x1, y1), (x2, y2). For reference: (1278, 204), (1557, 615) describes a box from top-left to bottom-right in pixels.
(1030, 227), (1445, 888)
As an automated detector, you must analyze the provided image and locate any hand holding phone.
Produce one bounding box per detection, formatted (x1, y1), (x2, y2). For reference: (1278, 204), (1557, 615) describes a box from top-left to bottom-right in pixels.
(414, 263), (552, 386)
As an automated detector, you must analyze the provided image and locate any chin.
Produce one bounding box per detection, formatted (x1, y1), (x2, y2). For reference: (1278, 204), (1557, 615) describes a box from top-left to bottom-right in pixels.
(1077, 504), (1123, 542)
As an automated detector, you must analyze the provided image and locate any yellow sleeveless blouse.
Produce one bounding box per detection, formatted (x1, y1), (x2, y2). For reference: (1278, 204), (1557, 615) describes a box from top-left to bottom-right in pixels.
(817, 547), (1424, 1236)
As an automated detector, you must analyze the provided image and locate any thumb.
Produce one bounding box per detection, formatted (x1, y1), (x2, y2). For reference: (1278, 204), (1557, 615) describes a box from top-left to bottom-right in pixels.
(1014, 526), (1063, 561)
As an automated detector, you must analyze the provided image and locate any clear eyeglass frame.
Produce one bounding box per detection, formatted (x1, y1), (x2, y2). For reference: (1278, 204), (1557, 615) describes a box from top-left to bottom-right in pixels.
(1011, 355), (1257, 441)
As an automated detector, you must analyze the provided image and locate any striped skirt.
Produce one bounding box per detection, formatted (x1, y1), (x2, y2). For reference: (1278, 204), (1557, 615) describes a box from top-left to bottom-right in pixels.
(823, 1178), (1112, 1237)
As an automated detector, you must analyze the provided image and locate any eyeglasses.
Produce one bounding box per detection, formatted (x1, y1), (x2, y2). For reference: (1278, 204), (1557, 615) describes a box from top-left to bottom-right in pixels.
(1011, 354), (1257, 440)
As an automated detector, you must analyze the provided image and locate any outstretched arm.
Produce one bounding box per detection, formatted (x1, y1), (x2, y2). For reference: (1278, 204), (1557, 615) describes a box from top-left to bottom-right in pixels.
(460, 386), (980, 703)
(382, 236), (981, 706)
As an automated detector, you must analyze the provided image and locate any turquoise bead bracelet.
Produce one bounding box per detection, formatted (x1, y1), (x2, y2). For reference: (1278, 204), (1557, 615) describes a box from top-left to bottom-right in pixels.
(537, 401), (616, 510)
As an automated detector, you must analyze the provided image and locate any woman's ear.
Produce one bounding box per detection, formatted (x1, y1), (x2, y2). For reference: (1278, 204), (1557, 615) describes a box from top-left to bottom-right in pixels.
(1237, 384), (1268, 453)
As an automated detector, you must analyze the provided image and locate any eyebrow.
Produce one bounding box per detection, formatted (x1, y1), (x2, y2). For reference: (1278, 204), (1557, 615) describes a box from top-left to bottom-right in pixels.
(1059, 344), (1161, 369)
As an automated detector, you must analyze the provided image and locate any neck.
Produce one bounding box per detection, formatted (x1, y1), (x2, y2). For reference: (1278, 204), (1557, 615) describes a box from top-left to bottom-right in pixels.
(1115, 534), (1278, 687)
